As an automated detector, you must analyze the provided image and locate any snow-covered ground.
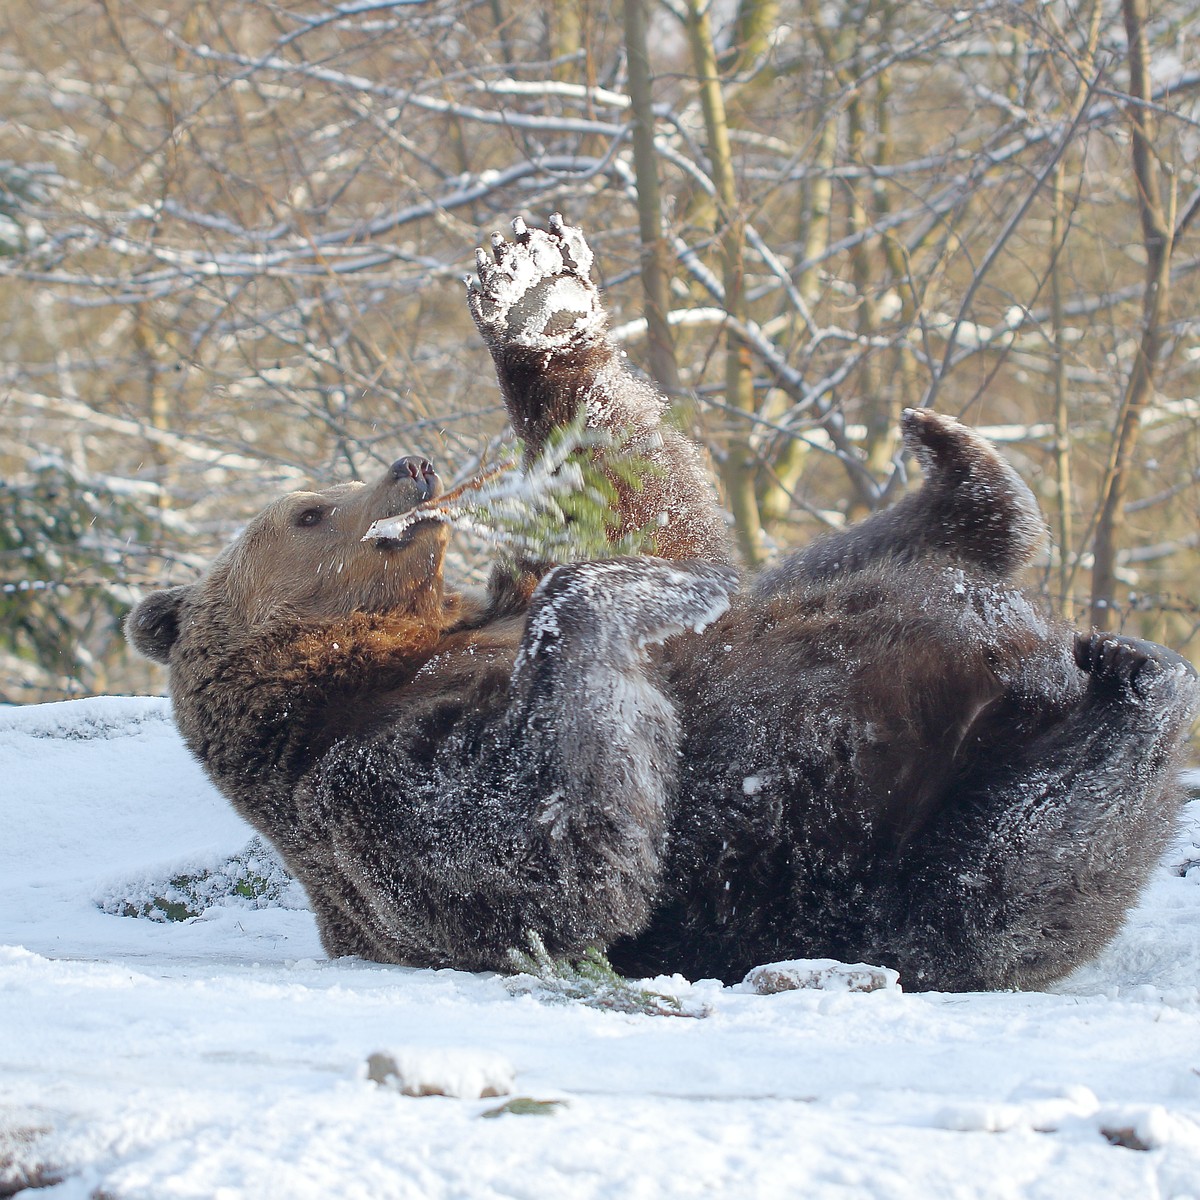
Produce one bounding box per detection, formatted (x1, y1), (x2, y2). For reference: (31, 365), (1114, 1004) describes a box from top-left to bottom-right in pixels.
(2, 696), (1199, 1199)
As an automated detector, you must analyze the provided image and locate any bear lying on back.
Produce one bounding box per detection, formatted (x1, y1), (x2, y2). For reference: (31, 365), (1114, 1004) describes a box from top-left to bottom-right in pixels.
(127, 218), (1198, 991)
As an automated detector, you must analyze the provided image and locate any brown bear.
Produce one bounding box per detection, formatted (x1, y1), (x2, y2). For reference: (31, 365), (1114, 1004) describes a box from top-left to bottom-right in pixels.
(127, 218), (1198, 991)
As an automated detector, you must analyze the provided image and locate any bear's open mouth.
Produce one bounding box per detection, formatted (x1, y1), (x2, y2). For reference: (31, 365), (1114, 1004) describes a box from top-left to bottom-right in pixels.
(371, 512), (443, 551)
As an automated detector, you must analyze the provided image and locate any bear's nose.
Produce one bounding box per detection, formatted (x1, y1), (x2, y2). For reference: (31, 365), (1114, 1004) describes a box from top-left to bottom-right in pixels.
(391, 456), (438, 499)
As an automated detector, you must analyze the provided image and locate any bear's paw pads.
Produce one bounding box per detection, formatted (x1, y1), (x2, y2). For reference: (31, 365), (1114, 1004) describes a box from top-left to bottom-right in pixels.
(1074, 631), (1197, 702)
(467, 214), (604, 350)
(741, 958), (901, 995)
(365, 1048), (515, 1099)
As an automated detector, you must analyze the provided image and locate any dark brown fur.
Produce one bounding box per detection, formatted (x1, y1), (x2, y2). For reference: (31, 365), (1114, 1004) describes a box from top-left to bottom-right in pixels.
(130, 514), (1196, 990)
(127, 451), (1198, 991)
(755, 407), (1047, 594)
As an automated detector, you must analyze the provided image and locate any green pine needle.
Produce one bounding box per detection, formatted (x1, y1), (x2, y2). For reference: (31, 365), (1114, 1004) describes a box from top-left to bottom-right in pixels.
(366, 413), (660, 564)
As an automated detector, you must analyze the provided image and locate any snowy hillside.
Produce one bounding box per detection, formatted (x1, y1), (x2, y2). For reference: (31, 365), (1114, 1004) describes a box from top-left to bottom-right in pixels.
(2, 696), (1199, 1199)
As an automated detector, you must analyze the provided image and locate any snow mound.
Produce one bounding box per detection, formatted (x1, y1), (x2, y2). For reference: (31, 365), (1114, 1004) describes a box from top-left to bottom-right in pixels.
(94, 837), (305, 923)
(741, 959), (901, 995)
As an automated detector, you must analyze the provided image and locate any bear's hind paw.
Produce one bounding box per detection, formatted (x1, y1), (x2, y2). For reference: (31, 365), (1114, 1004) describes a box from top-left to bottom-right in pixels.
(900, 407), (1017, 489)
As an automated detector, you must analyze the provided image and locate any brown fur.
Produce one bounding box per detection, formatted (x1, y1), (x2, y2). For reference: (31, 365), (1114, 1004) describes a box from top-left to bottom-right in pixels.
(755, 408), (1046, 594)
(218, 474), (453, 626)
(467, 216), (735, 615)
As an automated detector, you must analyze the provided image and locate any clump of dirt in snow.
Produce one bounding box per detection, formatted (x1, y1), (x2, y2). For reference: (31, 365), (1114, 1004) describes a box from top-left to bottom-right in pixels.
(365, 1048), (515, 1099)
(0, 1124), (63, 1197)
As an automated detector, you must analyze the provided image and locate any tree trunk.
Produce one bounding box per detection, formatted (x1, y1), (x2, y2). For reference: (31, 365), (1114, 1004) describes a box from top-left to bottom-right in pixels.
(548, 0), (582, 82)
(685, 0), (764, 564)
(1089, 0), (1175, 629)
(1049, 165), (1074, 613)
(623, 0), (680, 398)
(1047, 0), (1101, 618)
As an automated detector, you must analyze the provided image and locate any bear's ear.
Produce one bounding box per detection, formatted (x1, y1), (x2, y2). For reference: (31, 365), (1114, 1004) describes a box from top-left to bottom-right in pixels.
(125, 586), (192, 665)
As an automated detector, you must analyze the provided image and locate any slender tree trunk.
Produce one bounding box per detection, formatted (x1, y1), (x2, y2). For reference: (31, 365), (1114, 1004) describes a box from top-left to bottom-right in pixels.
(1049, 166), (1074, 612)
(489, 0), (513, 67)
(685, 0), (764, 564)
(874, 47), (918, 448)
(549, 0), (582, 82)
(727, 0), (778, 72)
(722, 0), (780, 122)
(1089, 0), (1175, 629)
(862, 19), (906, 478)
(846, 65), (887, 490)
(1048, 0), (1101, 619)
(623, 0), (680, 397)
(755, 27), (838, 529)
(757, 87), (836, 528)
(131, 305), (171, 513)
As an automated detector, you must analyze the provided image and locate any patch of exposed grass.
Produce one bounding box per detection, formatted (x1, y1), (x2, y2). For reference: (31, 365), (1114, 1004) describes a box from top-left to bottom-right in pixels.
(97, 837), (297, 922)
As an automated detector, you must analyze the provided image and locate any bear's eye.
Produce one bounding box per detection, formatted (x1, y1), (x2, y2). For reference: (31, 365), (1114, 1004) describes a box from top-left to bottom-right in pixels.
(295, 507), (325, 528)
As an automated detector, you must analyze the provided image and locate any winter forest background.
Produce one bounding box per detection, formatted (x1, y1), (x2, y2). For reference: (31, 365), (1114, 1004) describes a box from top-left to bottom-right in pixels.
(1, 0), (1198, 705)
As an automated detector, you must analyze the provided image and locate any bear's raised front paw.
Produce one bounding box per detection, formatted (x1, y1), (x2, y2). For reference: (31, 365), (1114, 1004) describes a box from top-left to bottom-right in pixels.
(1074, 630), (1198, 702)
(466, 214), (605, 351)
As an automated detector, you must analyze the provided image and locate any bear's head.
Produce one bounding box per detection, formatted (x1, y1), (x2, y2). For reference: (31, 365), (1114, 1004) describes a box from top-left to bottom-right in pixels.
(127, 456), (449, 665)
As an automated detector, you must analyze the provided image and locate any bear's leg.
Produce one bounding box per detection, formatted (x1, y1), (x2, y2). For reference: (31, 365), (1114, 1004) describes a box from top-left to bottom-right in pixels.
(467, 213), (609, 444)
(496, 557), (738, 945)
(509, 556), (737, 794)
(317, 557), (736, 970)
(467, 216), (733, 602)
(884, 631), (1198, 991)
(756, 409), (1045, 594)
(279, 825), (400, 961)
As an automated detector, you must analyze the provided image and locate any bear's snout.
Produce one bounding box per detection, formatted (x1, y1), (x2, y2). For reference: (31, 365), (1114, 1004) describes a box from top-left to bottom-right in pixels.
(390, 456), (440, 501)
